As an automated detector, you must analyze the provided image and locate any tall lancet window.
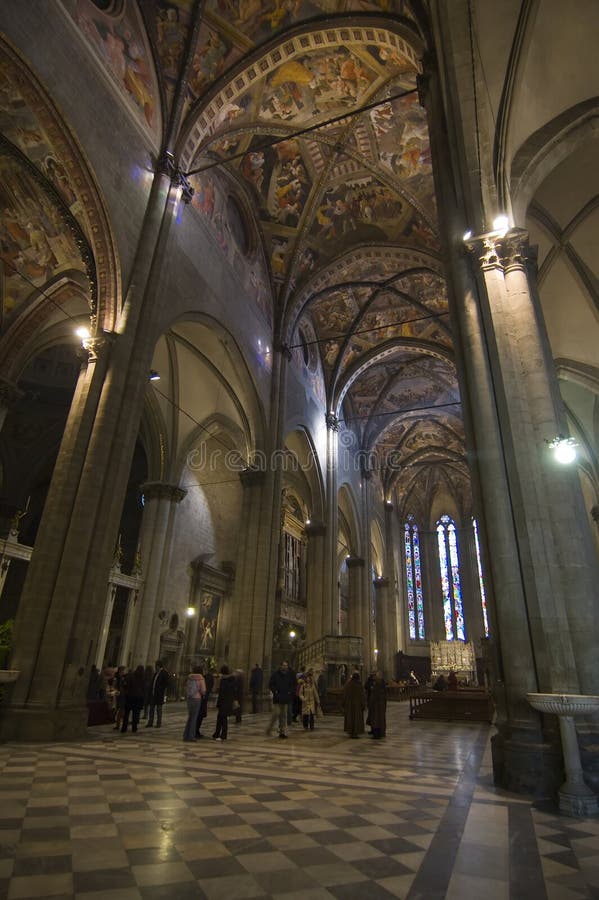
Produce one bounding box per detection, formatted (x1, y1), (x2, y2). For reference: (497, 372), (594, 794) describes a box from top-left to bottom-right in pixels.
(473, 518), (489, 637)
(405, 515), (425, 639)
(436, 515), (465, 641)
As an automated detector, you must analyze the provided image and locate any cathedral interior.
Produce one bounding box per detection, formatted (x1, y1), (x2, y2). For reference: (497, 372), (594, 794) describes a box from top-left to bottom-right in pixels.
(0, 0), (598, 896)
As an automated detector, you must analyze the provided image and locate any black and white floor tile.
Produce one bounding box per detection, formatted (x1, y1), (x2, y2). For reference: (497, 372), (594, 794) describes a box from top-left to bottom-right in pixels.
(0, 703), (598, 899)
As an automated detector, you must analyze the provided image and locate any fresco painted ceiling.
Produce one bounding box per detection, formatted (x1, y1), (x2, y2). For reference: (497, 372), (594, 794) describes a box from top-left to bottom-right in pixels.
(60, 0), (470, 515)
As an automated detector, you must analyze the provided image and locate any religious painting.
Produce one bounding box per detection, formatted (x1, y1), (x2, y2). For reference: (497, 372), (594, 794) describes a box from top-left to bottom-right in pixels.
(63, 0), (160, 137)
(259, 47), (377, 124)
(196, 591), (220, 654)
(205, 0), (330, 46)
(188, 170), (272, 324)
(0, 153), (87, 323)
(144, 0), (193, 109)
(237, 138), (310, 229)
(187, 22), (234, 105)
(0, 63), (80, 213)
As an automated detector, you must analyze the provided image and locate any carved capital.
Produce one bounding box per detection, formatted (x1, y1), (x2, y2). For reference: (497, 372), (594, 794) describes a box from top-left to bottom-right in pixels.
(325, 412), (340, 432)
(140, 481), (187, 503)
(82, 330), (116, 362)
(466, 228), (531, 272)
(373, 576), (389, 589)
(346, 556), (365, 569)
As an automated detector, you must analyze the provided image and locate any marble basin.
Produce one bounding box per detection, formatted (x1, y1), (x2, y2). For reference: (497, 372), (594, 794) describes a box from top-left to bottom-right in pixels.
(0, 670), (20, 684)
(527, 693), (599, 717)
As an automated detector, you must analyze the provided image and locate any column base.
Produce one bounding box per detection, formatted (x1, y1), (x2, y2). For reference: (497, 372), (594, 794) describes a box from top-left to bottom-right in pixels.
(492, 729), (562, 798)
(558, 785), (599, 817)
(0, 704), (89, 742)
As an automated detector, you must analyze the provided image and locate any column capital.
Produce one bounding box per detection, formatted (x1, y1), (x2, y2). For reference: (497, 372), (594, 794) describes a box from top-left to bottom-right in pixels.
(346, 556), (365, 569)
(373, 576), (389, 589)
(82, 330), (116, 362)
(157, 150), (194, 203)
(465, 228), (531, 272)
(239, 466), (266, 488)
(325, 411), (340, 431)
(140, 481), (187, 503)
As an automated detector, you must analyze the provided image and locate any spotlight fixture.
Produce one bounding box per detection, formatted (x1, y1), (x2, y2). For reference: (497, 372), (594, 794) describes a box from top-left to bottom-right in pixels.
(462, 229), (473, 241)
(75, 326), (90, 340)
(305, 518), (311, 526)
(289, 630), (296, 640)
(547, 435), (577, 465)
(186, 606), (196, 617)
(149, 370), (161, 381)
(492, 214), (510, 234)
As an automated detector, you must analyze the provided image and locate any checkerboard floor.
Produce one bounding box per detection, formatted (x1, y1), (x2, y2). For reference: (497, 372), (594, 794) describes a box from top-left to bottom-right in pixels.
(1, 702), (598, 898)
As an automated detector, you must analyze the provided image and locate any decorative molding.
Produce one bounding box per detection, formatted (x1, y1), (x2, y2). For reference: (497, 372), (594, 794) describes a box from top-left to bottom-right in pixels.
(157, 150), (194, 203)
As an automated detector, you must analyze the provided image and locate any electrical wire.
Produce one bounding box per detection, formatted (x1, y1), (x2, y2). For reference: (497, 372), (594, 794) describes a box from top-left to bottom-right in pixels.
(290, 309), (450, 349)
(185, 87), (419, 177)
(341, 400), (461, 423)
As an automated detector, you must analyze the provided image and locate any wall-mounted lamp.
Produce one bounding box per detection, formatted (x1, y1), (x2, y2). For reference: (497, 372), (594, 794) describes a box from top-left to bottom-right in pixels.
(305, 518), (311, 526)
(75, 326), (90, 341)
(149, 370), (161, 381)
(546, 435), (577, 465)
(289, 630), (296, 640)
(462, 213), (511, 245)
(186, 606), (196, 617)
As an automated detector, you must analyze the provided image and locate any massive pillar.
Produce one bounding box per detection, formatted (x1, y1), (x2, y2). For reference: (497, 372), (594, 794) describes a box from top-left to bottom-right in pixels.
(383, 501), (401, 675)
(305, 522), (326, 642)
(421, 53), (599, 793)
(323, 413), (339, 636)
(373, 577), (391, 678)
(131, 482), (187, 665)
(0, 164), (182, 742)
(346, 556), (365, 639)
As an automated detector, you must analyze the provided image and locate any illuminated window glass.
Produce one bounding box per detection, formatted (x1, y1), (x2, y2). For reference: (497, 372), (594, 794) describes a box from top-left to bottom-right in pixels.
(436, 515), (465, 641)
(405, 515), (425, 639)
(473, 518), (489, 637)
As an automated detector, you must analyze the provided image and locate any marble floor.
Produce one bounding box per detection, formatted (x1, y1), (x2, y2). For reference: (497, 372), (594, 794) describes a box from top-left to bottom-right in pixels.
(1, 702), (598, 900)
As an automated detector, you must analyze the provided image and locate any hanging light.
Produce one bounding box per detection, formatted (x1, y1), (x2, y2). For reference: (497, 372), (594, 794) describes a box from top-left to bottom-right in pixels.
(149, 370), (161, 381)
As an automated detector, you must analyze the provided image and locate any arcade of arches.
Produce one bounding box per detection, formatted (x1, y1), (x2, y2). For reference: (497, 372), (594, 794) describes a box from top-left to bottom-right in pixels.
(0, 0), (598, 800)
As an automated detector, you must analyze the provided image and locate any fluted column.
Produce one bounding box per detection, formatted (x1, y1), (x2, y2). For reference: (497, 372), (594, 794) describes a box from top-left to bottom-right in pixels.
(131, 482), (187, 665)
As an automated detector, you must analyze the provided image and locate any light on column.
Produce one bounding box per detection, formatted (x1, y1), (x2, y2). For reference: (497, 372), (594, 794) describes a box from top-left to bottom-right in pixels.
(75, 326), (90, 341)
(186, 606), (196, 617)
(547, 435), (577, 465)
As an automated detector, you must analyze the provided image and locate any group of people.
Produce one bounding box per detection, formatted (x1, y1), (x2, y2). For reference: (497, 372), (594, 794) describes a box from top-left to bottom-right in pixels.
(94, 657), (389, 743)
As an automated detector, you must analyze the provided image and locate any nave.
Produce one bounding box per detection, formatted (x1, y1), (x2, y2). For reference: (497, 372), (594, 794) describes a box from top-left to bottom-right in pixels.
(1, 703), (598, 899)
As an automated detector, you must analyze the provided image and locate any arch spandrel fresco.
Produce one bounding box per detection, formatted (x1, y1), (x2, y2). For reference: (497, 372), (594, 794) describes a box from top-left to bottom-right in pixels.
(61, 0), (162, 142)
(141, 0), (194, 112)
(0, 152), (89, 326)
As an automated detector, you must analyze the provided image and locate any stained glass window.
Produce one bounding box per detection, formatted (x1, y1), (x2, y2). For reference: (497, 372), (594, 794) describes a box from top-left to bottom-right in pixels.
(436, 515), (465, 641)
(405, 516), (425, 639)
(473, 518), (489, 637)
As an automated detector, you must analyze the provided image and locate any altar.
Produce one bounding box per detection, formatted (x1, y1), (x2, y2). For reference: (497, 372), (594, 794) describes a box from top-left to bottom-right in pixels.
(430, 640), (477, 685)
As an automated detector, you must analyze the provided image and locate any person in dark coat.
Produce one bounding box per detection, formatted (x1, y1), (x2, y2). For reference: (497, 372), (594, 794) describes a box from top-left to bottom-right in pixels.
(196, 667), (214, 737)
(142, 665), (154, 719)
(367, 671), (387, 739)
(233, 669), (244, 723)
(343, 671), (366, 738)
(213, 665), (236, 741)
(266, 660), (296, 738)
(121, 665), (145, 733)
(146, 660), (170, 727)
(249, 663), (263, 713)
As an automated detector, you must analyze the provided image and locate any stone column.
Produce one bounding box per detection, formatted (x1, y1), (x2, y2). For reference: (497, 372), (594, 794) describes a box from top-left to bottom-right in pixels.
(383, 502), (401, 670)
(346, 556), (364, 638)
(0, 163), (183, 742)
(373, 577), (391, 678)
(96, 582), (118, 668)
(358, 475), (374, 669)
(323, 413), (339, 636)
(0, 377), (22, 434)
(305, 522), (326, 642)
(131, 482), (187, 665)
